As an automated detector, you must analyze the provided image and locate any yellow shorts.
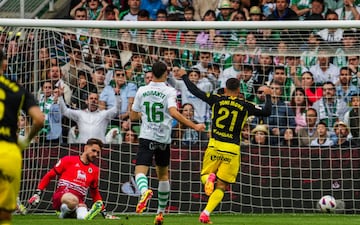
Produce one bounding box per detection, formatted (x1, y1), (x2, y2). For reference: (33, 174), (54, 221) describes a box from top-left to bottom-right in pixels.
(201, 139), (240, 184)
(0, 142), (22, 211)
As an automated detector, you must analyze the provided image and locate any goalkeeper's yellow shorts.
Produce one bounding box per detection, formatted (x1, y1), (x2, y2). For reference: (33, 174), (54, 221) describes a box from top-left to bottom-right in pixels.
(0, 141), (22, 211)
(201, 139), (240, 184)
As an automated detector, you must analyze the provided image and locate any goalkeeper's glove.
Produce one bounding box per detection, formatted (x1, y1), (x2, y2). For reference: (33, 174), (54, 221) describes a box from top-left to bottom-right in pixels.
(28, 189), (42, 206)
(17, 136), (30, 151)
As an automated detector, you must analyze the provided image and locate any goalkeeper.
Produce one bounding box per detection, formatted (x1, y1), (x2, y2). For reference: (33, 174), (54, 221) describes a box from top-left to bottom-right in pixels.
(28, 138), (106, 220)
(180, 72), (272, 224)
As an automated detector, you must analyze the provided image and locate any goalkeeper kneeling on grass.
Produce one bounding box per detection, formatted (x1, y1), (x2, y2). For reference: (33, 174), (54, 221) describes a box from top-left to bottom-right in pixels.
(28, 138), (108, 220)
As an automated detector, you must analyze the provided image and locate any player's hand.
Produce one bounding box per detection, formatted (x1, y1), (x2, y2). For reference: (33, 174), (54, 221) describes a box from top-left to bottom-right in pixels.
(178, 68), (187, 78)
(194, 123), (206, 132)
(17, 136), (30, 151)
(262, 86), (272, 95)
(28, 189), (42, 206)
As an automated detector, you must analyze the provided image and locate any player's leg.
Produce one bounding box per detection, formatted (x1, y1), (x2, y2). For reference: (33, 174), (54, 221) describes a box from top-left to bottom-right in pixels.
(135, 139), (154, 213)
(153, 142), (170, 225)
(200, 150), (239, 224)
(200, 146), (219, 196)
(75, 204), (88, 219)
(58, 192), (79, 218)
(0, 144), (22, 225)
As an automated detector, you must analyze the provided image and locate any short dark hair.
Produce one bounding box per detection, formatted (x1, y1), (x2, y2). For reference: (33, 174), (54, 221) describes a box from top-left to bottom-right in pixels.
(152, 61), (167, 78)
(226, 78), (240, 91)
(86, 138), (103, 148)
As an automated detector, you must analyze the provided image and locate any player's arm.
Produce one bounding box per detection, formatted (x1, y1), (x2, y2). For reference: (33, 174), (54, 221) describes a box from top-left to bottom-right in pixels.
(130, 109), (141, 121)
(180, 71), (210, 103)
(18, 92), (45, 150)
(247, 87), (272, 117)
(28, 169), (57, 206)
(169, 107), (205, 132)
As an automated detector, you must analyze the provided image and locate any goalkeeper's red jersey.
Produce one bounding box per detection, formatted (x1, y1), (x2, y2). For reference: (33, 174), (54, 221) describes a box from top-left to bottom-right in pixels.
(38, 155), (102, 202)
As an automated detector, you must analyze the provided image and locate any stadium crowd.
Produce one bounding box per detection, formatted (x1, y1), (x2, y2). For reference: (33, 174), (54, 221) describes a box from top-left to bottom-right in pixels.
(3, 0), (360, 148)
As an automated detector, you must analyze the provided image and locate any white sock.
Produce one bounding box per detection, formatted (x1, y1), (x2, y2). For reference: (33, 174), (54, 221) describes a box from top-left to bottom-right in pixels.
(135, 173), (148, 195)
(157, 180), (170, 214)
(59, 203), (71, 219)
(76, 206), (88, 219)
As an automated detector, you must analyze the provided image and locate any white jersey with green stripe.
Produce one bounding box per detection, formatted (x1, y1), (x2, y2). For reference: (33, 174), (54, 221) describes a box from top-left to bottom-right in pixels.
(132, 81), (178, 144)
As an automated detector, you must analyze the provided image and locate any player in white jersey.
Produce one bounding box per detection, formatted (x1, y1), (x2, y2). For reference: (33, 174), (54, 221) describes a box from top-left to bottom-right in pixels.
(130, 61), (205, 225)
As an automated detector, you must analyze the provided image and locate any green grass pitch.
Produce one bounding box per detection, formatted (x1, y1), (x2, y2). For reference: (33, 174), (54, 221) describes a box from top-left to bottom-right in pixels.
(12, 214), (360, 225)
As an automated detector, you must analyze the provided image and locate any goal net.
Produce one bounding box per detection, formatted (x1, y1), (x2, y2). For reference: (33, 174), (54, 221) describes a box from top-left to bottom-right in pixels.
(2, 19), (359, 214)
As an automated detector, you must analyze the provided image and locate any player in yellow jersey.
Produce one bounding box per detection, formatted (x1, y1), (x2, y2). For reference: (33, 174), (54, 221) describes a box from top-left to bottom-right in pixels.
(181, 71), (272, 224)
(0, 50), (44, 225)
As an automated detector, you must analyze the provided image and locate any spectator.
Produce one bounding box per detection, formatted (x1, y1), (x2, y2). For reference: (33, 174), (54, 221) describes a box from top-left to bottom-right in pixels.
(183, 6), (195, 21)
(155, 8), (168, 21)
(218, 53), (244, 88)
(119, 0), (141, 21)
(179, 30), (198, 68)
(253, 51), (274, 90)
(282, 127), (299, 147)
(290, 0), (312, 19)
(168, 67), (213, 123)
(59, 91), (118, 143)
(305, 0), (325, 20)
(192, 0), (219, 21)
(38, 82), (62, 144)
(298, 107), (319, 146)
(333, 121), (354, 147)
(125, 46), (151, 87)
(68, 125), (80, 143)
(335, 66), (359, 104)
(312, 81), (349, 134)
(193, 51), (213, 74)
(289, 87), (309, 132)
(61, 41), (93, 89)
(310, 120), (334, 147)
(140, 0), (168, 20)
(347, 55), (360, 84)
(48, 65), (73, 105)
(335, 0), (360, 20)
(171, 103), (208, 148)
(317, 10), (343, 42)
(300, 71), (322, 105)
(70, 70), (96, 109)
(333, 29), (358, 68)
(241, 122), (252, 146)
(70, 0), (108, 20)
(105, 125), (123, 144)
(253, 84), (268, 104)
(102, 49), (120, 85)
(110, 67), (137, 121)
(87, 28), (108, 65)
(309, 48), (340, 85)
(167, 0), (192, 20)
(271, 65), (295, 103)
(238, 64), (256, 102)
(216, 0), (234, 21)
(344, 94), (360, 142)
(259, 80), (296, 145)
(267, 0), (298, 20)
(249, 6), (263, 21)
(243, 32), (261, 65)
(97, 4), (120, 21)
(251, 124), (269, 146)
(300, 32), (322, 69)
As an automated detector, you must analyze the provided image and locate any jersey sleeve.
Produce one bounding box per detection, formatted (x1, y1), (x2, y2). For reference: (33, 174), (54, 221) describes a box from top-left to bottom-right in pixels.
(167, 88), (178, 109)
(131, 86), (143, 112)
(244, 95), (272, 117)
(22, 88), (38, 113)
(182, 75), (215, 105)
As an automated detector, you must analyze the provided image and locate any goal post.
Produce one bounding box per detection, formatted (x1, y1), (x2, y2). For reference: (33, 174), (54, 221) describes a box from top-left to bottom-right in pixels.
(2, 19), (359, 214)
